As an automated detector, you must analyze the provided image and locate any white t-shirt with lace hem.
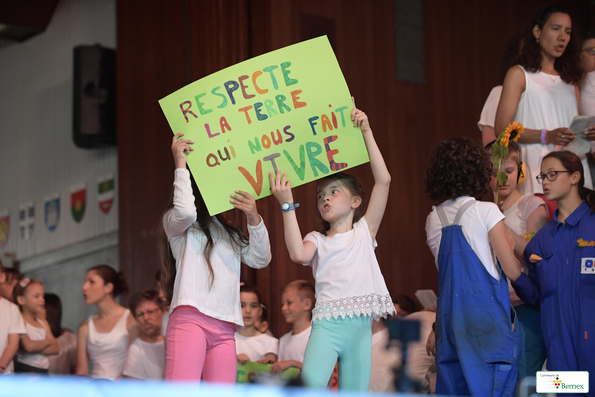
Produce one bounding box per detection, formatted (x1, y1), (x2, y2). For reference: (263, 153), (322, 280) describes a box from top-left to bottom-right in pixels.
(303, 216), (395, 322)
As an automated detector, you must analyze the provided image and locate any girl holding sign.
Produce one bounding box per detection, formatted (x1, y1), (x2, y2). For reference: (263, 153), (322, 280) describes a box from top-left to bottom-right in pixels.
(160, 133), (272, 382)
(270, 99), (395, 391)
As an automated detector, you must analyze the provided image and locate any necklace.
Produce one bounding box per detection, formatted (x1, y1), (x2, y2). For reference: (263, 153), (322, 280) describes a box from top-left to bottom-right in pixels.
(542, 72), (559, 82)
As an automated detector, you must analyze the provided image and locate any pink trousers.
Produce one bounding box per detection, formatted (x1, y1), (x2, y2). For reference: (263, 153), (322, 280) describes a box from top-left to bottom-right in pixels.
(164, 305), (237, 382)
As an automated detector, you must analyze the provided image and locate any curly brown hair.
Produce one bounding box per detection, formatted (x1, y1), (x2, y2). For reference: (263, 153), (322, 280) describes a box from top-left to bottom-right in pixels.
(425, 137), (493, 202)
(517, 5), (583, 85)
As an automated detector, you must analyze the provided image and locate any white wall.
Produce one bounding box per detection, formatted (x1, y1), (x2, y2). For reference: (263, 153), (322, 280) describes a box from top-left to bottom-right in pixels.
(0, 0), (119, 329)
(0, 0), (118, 260)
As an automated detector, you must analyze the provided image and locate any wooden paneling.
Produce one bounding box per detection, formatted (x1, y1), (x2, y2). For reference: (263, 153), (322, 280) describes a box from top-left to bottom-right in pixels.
(117, 0), (589, 335)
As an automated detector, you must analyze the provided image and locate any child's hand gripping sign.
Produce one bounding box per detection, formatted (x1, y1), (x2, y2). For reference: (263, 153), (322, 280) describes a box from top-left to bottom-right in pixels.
(159, 36), (370, 215)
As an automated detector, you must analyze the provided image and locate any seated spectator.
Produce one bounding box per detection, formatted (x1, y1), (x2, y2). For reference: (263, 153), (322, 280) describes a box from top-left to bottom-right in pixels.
(123, 290), (165, 380)
(0, 260), (26, 374)
(0, 268), (22, 302)
(235, 284), (278, 364)
(40, 293), (77, 374)
(270, 280), (314, 374)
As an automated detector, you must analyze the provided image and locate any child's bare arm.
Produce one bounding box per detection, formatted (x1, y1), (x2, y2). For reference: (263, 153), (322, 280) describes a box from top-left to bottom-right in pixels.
(490, 221), (522, 282)
(39, 320), (59, 355)
(353, 99), (390, 240)
(0, 334), (19, 372)
(270, 359), (302, 374)
(20, 333), (52, 353)
(269, 170), (317, 264)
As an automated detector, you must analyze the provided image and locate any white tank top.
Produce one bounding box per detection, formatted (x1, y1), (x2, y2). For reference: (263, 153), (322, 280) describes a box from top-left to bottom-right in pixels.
(87, 309), (130, 380)
(16, 318), (49, 369)
(513, 65), (592, 194)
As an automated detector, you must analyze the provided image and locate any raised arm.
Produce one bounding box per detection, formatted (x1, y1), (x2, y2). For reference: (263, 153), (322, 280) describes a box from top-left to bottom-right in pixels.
(163, 133), (197, 237)
(270, 170), (317, 264)
(0, 334), (19, 372)
(352, 98), (390, 241)
(75, 319), (90, 375)
(495, 66), (574, 146)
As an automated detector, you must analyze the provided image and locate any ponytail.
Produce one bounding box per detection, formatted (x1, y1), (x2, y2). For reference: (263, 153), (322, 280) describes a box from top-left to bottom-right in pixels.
(543, 151), (595, 213)
(580, 186), (595, 214)
(88, 265), (129, 298)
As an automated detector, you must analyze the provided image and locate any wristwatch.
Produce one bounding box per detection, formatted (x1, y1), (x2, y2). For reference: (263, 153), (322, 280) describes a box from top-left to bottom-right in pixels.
(281, 202), (300, 212)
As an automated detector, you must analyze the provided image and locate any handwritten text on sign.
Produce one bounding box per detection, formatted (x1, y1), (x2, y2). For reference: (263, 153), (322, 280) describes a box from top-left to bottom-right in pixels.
(159, 36), (369, 215)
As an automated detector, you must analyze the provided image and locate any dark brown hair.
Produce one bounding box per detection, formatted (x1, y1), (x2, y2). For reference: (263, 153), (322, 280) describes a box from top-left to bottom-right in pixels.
(128, 289), (164, 318)
(316, 173), (366, 234)
(3, 267), (22, 283)
(159, 171), (249, 306)
(88, 265), (129, 298)
(44, 293), (63, 338)
(425, 137), (493, 202)
(240, 283), (262, 304)
(517, 5), (583, 85)
(542, 151), (595, 212)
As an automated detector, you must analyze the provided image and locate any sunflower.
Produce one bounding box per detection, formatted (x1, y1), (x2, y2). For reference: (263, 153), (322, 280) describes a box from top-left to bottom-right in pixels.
(491, 122), (525, 204)
(503, 121), (525, 145)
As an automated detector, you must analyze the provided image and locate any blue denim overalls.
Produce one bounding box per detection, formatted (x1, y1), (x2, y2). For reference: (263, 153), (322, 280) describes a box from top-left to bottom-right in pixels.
(435, 199), (521, 396)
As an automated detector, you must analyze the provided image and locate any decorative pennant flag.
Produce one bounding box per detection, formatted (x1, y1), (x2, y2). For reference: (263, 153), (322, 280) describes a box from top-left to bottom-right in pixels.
(19, 202), (35, 241)
(70, 183), (87, 223)
(0, 210), (9, 248)
(97, 174), (115, 214)
(44, 193), (60, 232)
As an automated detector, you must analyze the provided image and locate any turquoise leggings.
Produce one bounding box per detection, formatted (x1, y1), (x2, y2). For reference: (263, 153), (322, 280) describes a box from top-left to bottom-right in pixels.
(301, 315), (372, 391)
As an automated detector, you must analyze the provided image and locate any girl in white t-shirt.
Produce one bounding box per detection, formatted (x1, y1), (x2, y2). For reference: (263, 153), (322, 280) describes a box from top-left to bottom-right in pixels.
(161, 133), (272, 382)
(270, 99), (395, 391)
(235, 285), (278, 364)
(13, 278), (58, 374)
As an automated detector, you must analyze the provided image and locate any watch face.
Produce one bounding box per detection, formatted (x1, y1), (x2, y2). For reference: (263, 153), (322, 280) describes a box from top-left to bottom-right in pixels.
(281, 203), (289, 210)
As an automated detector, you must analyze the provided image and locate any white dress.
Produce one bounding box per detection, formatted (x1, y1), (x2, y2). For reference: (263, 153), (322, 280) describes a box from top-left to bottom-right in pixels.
(512, 65), (591, 194)
(87, 310), (130, 380)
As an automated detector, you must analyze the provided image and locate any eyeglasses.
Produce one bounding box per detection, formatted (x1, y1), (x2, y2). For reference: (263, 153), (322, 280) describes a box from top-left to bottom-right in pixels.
(135, 308), (160, 318)
(536, 170), (571, 183)
(583, 47), (595, 55)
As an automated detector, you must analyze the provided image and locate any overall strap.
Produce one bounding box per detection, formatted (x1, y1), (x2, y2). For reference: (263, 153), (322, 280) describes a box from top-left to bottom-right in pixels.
(453, 199), (475, 225)
(436, 205), (450, 227)
(436, 198), (475, 227)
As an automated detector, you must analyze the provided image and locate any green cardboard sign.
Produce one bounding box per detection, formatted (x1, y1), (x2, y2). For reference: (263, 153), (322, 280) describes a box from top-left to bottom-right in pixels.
(159, 36), (369, 215)
(236, 361), (301, 383)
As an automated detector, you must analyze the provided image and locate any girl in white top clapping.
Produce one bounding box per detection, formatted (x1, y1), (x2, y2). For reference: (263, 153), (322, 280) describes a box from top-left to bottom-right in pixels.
(270, 98), (395, 391)
(160, 133), (272, 382)
(13, 278), (58, 374)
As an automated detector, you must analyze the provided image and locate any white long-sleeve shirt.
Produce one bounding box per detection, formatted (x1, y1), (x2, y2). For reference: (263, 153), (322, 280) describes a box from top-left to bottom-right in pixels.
(164, 169), (272, 328)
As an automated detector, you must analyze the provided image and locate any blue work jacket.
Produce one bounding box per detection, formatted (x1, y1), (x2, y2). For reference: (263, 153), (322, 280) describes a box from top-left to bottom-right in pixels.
(515, 200), (594, 390)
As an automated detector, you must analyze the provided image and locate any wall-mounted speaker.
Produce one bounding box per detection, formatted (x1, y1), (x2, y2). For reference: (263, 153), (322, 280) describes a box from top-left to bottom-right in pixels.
(73, 45), (116, 149)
